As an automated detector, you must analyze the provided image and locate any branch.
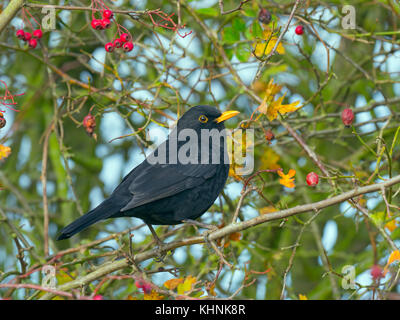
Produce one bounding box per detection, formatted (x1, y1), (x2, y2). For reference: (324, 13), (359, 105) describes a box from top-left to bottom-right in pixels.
(218, 0), (250, 15)
(39, 174), (400, 299)
(0, 0), (24, 35)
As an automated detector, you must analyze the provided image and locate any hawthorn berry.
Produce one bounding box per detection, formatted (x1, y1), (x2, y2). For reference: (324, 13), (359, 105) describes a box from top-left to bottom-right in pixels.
(123, 42), (133, 52)
(105, 42), (114, 52)
(370, 265), (383, 281)
(91, 19), (103, 30)
(113, 38), (123, 48)
(120, 33), (130, 42)
(33, 29), (43, 39)
(0, 112), (6, 129)
(16, 29), (25, 39)
(103, 9), (113, 20)
(83, 113), (96, 137)
(341, 108), (354, 127)
(264, 129), (275, 144)
(24, 32), (32, 41)
(295, 25), (304, 35)
(258, 8), (271, 25)
(101, 18), (111, 29)
(28, 38), (38, 49)
(306, 172), (319, 186)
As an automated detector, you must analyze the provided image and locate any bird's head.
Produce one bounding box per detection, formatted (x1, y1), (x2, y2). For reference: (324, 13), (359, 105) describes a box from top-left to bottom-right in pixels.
(177, 105), (240, 132)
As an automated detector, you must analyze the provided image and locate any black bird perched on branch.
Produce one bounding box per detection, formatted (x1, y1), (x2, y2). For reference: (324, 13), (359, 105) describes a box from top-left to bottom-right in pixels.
(57, 106), (239, 243)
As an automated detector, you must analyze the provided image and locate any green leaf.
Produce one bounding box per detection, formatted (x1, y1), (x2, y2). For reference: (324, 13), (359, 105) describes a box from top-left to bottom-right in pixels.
(196, 8), (219, 17)
(236, 43), (251, 62)
(232, 18), (246, 33)
(223, 26), (240, 44)
(252, 20), (263, 38)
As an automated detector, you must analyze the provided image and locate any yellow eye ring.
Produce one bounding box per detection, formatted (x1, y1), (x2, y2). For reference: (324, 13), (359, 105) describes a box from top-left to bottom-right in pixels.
(198, 115), (208, 123)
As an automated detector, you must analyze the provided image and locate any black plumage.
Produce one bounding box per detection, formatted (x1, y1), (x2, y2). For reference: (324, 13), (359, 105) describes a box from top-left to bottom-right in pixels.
(57, 105), (239, 240)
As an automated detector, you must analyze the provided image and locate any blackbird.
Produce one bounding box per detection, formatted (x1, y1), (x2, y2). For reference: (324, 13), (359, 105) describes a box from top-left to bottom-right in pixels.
(57, 105), (239, 241)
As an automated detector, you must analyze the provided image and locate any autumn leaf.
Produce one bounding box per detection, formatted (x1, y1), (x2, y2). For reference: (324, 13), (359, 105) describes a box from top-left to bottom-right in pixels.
(387, 250), (400, 266)
(259, 206), (277, 215)
(260, 147), (280, 170)
(383, 250), (400, 275)
(143, 290), (164, 300)
(277, 169), (296, 188)
(385, 219), (398, 232)
(0, 144), (11, 160)
(164, 278), (184, 290)
(177, 275), (197, 295)
(256, 79), (300, 121)
(263, 94), (300, 121)
(253, 29), (285, 57)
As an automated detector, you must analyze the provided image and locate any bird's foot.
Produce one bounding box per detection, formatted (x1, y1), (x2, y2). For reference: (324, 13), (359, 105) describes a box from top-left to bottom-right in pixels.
(202, 227), (219, 251)
(153, 240), (168, 263)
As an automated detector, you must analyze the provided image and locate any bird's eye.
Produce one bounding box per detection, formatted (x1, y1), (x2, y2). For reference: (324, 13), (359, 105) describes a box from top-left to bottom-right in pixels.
(198, 115), (208, 123)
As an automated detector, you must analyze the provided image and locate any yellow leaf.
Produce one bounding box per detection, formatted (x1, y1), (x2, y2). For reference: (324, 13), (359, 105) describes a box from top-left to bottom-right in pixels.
(277, 169), (296, 188)
(385, 219), (398, 232)
(260, 147), (280, 170)
(299, 294), (308, 300)
(177, 275), (196, 295)
(253, 30), (285, 57)
(143, 290), (164, 300)
(0, 144), (11, 160)
(387, 250), (400, 266)
(266, 95), (300, 121)
(164, 278), (184, 290)
(259, 206), (277, 215)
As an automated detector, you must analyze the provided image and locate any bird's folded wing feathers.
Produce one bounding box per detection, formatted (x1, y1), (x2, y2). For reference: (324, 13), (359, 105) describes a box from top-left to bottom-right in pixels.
(121, 163), (217, 211)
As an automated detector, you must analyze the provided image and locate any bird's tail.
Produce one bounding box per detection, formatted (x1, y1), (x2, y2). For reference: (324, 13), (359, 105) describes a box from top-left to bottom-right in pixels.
(57, 199), (118, 240)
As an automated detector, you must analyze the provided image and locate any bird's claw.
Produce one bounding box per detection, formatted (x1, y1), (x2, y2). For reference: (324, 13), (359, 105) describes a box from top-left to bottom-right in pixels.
(154, 243), (168, 262)
(202, 227), (218, 250)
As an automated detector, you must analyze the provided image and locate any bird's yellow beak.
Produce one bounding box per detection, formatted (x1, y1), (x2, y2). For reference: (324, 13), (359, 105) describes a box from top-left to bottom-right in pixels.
(215, 110), (240, 123)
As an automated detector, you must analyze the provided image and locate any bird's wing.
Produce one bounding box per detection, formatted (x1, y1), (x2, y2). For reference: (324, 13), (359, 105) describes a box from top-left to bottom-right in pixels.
(120, 162), (217, 211)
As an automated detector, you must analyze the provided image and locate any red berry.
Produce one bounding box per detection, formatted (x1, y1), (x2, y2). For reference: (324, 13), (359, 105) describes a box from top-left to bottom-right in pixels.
(123, 42), (133, 52)
(295, 25), (304, 35)
(341, 108), (354, 127)
(120, 33), (130, 42)
(370, 265), (383, 281)
(103, 9), (113, 20)
(105, 42), (114, 52)
(113, 38), (123, 48)
(101, 18), (111, 29)
(33, 29), (43, 39)
(28, 38), (38, 49)
(83, 113), (96, 136)
(306, 172), (319, 186)
(258, 8), (271, 25)
(16, 29), (25, 39)
(24, 32), (32, 41)
(91, 19), (103, 30)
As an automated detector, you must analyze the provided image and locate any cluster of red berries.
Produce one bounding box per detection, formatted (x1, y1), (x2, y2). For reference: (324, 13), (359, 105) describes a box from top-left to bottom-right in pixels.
(90, 8), (134, 53)
(15, 28), (42, 49)
(105, 33), (133, 53)
(91, 9), (113, 30)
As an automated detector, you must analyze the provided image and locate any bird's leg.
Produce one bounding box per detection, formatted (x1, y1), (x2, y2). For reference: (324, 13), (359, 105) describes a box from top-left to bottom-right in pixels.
(147, 224), (167, 262)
